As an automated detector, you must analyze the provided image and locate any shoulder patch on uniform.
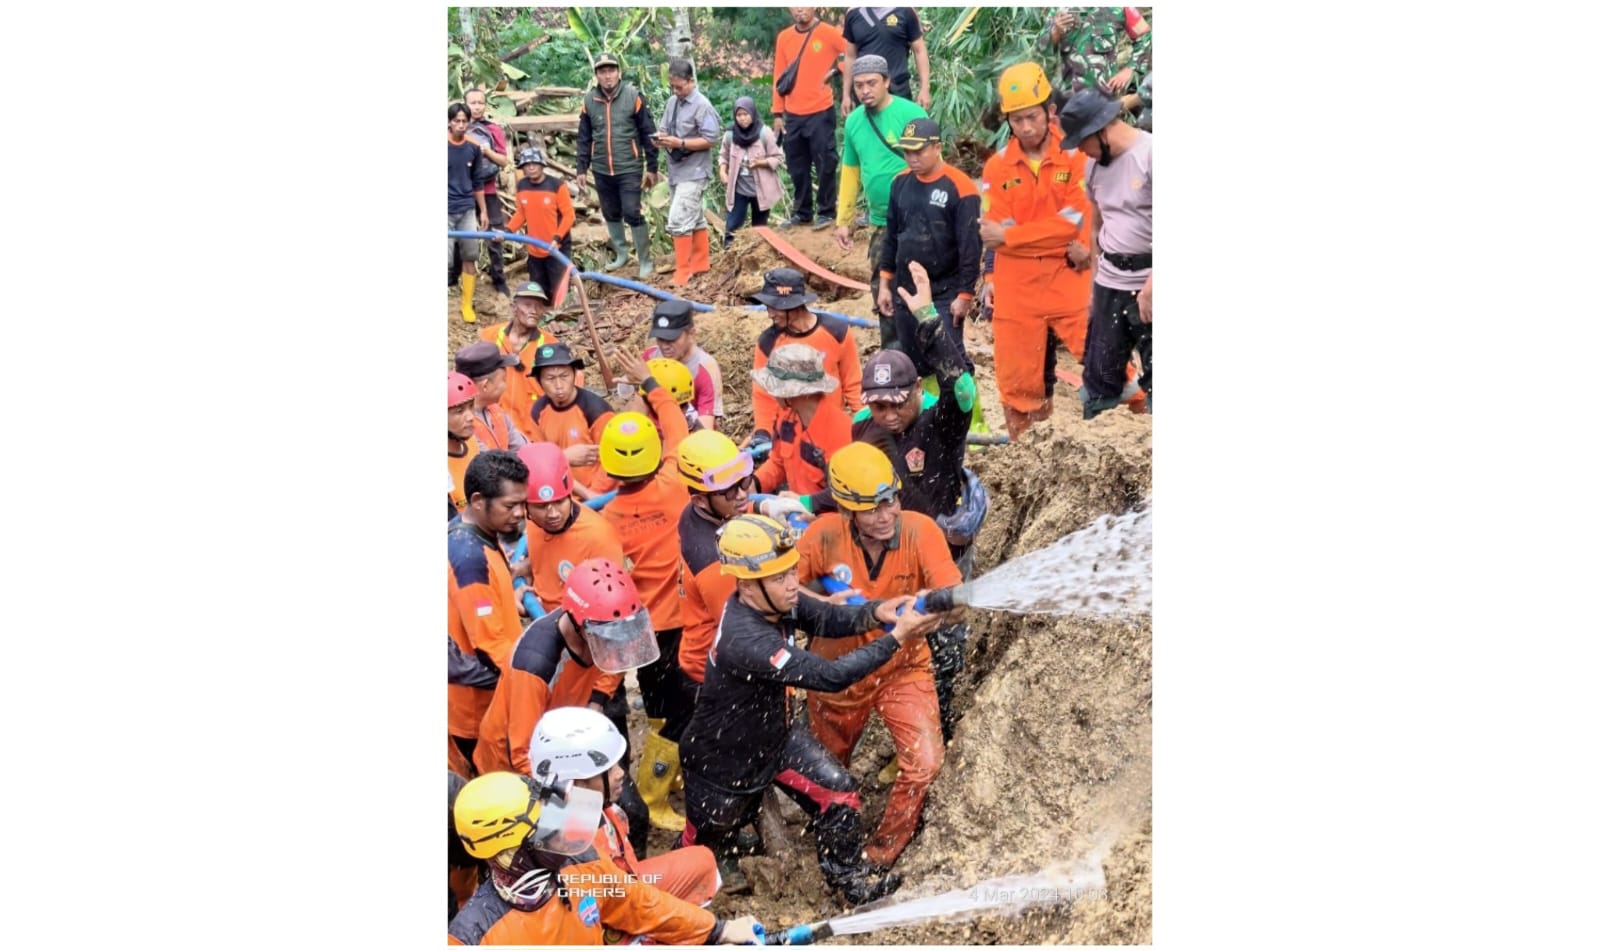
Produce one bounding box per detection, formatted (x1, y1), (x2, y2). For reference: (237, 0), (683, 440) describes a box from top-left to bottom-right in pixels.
(769, 647), (792, 670)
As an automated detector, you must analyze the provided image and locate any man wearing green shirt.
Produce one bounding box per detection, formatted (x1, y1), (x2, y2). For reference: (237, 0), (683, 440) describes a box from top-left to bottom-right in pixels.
(832, 53), (926, 350)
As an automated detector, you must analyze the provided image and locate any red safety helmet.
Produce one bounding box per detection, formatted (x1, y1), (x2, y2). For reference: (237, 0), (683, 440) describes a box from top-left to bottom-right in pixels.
(560, 559), (659, 673)
(518, 442), (573, 503)
(448, 372), (479, 408)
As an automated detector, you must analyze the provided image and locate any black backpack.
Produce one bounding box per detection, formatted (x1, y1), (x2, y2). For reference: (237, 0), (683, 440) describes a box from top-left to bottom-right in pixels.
(464, 121), (502, 185)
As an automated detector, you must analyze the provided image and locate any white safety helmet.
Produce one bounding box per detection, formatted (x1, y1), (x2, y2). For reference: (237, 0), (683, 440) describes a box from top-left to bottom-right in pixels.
(530, 706), (627, 783)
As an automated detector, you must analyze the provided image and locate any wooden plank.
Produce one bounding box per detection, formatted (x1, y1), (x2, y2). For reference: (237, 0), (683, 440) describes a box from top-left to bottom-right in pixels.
(503, 114), (581, 133)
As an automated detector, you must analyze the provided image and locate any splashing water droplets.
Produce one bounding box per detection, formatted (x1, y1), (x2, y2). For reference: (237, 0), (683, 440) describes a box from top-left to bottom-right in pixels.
(965, 501), (1151, 617)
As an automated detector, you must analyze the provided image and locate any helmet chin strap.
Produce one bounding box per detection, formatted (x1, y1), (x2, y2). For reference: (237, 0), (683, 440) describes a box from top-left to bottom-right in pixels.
(756, 577), (786, 617)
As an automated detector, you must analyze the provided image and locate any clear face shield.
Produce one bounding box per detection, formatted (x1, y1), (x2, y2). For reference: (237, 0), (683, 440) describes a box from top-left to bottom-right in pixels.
(530, 779), (606, 856)
(582, 609), (660, 673)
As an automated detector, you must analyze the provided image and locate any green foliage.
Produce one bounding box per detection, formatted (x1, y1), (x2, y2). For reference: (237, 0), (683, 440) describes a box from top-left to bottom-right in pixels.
(702, 7), (793, 57)
(919, 6), (1054, 149)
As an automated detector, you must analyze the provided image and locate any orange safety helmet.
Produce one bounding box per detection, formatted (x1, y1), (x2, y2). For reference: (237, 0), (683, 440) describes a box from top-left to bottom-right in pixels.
(997, 61), (1052, 114)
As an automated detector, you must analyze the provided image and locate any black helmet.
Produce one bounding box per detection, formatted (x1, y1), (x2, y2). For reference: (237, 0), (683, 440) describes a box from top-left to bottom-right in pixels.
(517, 146), (547, 167)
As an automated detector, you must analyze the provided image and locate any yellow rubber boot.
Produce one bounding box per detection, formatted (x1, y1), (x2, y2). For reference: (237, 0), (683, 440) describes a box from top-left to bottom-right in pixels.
(638, 727), (687, 832)
(460, 273), (478, 324)
(650, 718), (684, 792)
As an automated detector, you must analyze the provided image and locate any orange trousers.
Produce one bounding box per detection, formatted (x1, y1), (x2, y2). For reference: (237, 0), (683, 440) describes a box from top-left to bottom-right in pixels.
(807, 669), (943, 867)
(632, 845), (719, 907)
(992, 307), (1089, 414)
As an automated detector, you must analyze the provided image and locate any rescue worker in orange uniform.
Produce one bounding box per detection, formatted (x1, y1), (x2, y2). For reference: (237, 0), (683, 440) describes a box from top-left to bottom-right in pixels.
(676, 430), (813, 687)
(478, 280), (579, 438)
(751, 343), (855, 500)
(528, 342), (614, 490)
(978, 62), (1097, 439)
(473, 558), (656, 854)
(448, 450), (530, 766)
(678, 514), (938, 905)
(450, 771), (764, 946)
(448, 373), (481, 516)
(797, 441), (963, 868)
(749, 267), (863, 446)
(533, 707), (728, 944)
(457, 341), (532, 452)
(596, 373), (695, 835)
(499, 146), (576, 308)
(514, 441), (625, 614)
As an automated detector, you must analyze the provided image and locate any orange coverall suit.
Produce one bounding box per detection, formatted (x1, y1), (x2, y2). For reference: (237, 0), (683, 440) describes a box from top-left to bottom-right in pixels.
(527, 502), (627, 613)
(448, 441), (481, 515)
(448, 520), (526, 750)
(676, 504), (737, 684)
(980, 129), (1095, 414)
(753, 399), (854, 497)
(447, 876), (603, 946)
(530, 387), (615, 490)
(479, 322), (573, 437)
(751, 314), (864, 440)
(578, 804), (721, 942)
(601, 382), (696, 730)
(474, 608), (624, 776)
(796, 508), (962, 866)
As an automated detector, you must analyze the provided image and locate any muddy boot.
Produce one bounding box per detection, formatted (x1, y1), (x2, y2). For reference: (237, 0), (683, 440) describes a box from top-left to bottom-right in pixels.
(689, 824), (751, 895)
(617, 774), (650, 858)
(632, 224), (655, 278)
(1079, 386), (1123, 420)
(814, 805), (903, 906)
(603, 221), (630, 272)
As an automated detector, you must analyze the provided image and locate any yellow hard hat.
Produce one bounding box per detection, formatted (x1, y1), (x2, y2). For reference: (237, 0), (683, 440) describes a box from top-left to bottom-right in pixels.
(718, 514), (801, 579)
(827, 441), (902, 512)
(599, 411), (662, 480)
(453, 772), (541, 860)
(678, 429), (753, 493)
(647, 358), (695, 406)
(998, 61), (1053, 114)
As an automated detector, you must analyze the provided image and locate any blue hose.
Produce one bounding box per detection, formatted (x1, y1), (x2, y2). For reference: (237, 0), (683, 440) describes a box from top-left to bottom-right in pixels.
(448, 230), (877, 329)
(508, 534), (546, 619)
(818, 576), (924, 624)
(584, 490), (617, 510)
(741, 304), (875, 330)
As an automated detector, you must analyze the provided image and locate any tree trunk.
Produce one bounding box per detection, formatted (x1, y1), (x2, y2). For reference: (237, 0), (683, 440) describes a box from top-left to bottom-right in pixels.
(458, 8), (477, 95)
(665, 7), (693, 61)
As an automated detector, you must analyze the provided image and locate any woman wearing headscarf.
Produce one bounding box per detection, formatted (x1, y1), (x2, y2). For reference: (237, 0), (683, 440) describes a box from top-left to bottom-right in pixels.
(717, 96), (784, 247)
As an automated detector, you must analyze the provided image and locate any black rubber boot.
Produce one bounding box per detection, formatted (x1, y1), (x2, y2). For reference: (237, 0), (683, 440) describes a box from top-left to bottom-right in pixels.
(813, 805), (902, 906)
(617, 775), (650, 858)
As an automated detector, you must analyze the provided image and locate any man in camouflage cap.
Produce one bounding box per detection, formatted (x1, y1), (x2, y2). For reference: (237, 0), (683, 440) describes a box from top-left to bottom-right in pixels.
(1038, 7), (1151, 107)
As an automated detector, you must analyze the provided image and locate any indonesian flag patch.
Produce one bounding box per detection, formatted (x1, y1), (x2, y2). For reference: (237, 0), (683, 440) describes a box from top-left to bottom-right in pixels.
(475, 601), (494, 617)
(769, 648), (792, 670)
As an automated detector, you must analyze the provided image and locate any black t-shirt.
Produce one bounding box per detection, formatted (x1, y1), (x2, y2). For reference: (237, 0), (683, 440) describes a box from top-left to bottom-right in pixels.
(448, 138), (484, 214)
(843, 7), (924, 95)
